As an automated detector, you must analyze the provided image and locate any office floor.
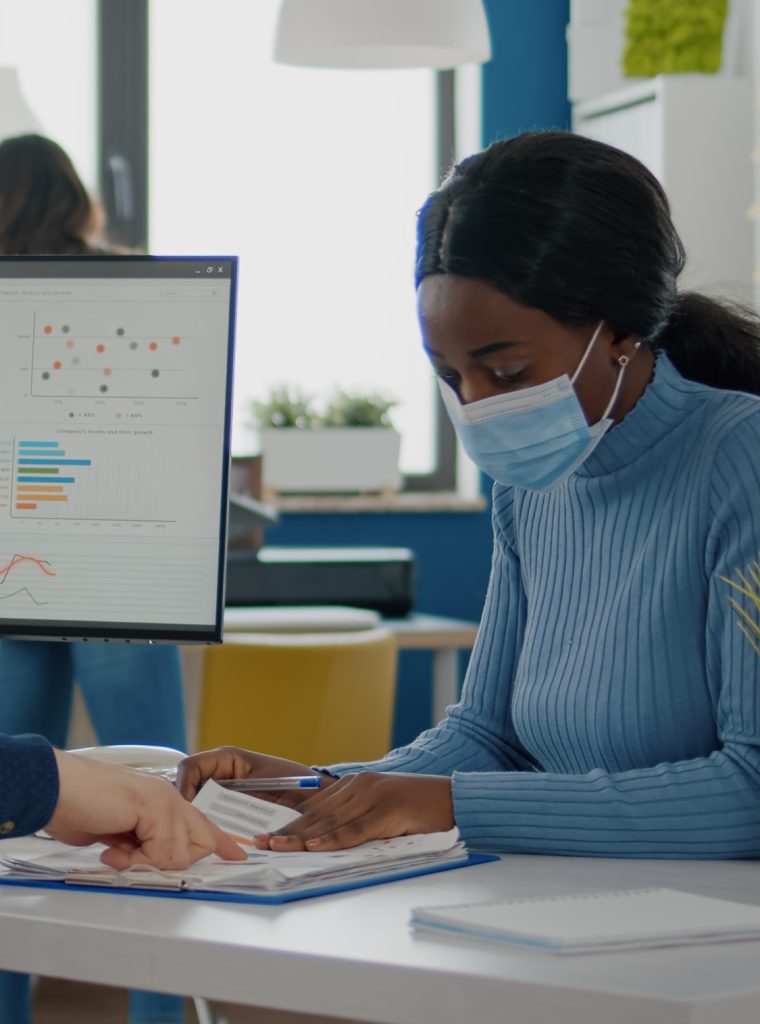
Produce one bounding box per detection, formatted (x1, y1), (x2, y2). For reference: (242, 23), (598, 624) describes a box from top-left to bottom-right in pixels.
(33, 977), (355, 1024)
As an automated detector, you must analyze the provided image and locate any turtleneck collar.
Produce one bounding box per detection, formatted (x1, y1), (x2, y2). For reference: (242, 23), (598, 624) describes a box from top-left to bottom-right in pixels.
(576, 354), (706, 477)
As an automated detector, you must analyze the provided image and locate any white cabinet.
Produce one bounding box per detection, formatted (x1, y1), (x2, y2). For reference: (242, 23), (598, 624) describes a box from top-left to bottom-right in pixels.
(573, 74), (753, 301)
(567, 0), (628, 104)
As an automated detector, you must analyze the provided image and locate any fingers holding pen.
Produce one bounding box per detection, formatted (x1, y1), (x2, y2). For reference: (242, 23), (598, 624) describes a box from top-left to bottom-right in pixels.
(176, 747), (320, 801)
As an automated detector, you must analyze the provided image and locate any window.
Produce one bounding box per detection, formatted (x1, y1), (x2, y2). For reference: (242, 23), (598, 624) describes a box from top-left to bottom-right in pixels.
(0, 0), (96, 190)
(104, 2), (483, 491)
(148, 0), (442, 478)
(0, 1), (482, 494)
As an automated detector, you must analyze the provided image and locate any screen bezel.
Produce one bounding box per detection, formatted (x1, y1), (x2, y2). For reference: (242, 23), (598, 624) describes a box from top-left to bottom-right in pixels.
(0, 254), (238, 645)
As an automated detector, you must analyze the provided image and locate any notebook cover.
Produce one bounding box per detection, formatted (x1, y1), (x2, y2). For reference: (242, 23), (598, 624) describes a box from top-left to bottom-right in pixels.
(410, 886), (760, 952)
(0, 852), (498, 905)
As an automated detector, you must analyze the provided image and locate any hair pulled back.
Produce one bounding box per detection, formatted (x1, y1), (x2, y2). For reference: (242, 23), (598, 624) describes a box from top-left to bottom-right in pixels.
(416, 131), (760, 395)
(0, 133), (96, 255)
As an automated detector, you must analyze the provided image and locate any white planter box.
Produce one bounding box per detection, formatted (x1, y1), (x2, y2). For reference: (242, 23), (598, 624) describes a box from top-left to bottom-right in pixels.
(260, 428), (402, 495)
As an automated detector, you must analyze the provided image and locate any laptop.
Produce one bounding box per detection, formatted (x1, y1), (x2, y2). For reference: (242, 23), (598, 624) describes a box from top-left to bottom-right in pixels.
(0, 255), (237, 643)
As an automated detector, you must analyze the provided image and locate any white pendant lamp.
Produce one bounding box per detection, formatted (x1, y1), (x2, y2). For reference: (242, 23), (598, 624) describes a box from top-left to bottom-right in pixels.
(273, 0), (492, 69)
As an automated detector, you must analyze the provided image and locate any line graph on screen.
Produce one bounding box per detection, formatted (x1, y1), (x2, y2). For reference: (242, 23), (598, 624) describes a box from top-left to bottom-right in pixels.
(0, 540), (214, 622)
(0, 552), (56, 605)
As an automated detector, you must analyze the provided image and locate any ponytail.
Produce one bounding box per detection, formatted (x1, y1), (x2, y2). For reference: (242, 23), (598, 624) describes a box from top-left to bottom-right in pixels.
(657, 293), (760, 396)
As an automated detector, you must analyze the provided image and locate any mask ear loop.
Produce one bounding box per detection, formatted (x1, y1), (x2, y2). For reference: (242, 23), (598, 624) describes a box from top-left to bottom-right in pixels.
(571, 322), (641, 424)
(570, 320), (605, 387)
(600, 339), (642, 421)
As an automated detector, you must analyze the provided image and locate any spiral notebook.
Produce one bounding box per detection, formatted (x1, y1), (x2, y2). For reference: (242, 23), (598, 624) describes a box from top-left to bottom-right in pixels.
(410, 887), (760, 954)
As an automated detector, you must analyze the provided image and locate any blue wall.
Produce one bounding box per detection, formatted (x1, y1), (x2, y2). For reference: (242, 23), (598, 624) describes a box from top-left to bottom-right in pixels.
(269, 2), (571, 747)
(482, 0), (571, 143)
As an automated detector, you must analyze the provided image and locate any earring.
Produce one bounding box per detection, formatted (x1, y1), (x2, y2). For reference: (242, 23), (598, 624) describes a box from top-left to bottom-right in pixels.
(618, 340), (642, 367)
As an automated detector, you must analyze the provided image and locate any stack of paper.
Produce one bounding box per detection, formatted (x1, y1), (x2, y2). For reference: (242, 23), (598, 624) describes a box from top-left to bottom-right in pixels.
(410, 888), (760, 954)
(0, 830), (467, 895)
(0, 780), (472, 897)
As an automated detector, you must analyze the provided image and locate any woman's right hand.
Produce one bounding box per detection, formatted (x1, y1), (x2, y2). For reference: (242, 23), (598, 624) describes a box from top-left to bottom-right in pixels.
(176, 746), (322, 802)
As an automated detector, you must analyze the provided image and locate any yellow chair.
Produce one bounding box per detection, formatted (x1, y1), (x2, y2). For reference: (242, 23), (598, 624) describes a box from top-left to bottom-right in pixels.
(196, 627), (397, 764)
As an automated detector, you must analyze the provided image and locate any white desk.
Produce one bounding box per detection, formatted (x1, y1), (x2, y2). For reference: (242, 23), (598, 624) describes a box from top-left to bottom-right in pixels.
(2, 842), (760, 1024)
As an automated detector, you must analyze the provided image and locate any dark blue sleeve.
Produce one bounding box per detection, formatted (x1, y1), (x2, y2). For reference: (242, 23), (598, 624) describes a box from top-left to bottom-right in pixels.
(0, 733), (59, 838)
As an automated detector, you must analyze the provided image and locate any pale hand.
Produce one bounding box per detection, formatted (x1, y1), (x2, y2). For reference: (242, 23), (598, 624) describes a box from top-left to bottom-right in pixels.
(47, 750), (246, 870)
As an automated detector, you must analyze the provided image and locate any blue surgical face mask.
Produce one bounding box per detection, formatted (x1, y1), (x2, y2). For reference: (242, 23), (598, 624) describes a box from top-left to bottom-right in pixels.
(439, 321), (635, 491)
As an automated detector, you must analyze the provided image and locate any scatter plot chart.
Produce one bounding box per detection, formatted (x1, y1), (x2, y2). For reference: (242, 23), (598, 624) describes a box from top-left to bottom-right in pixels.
(32, 312), (199, 399)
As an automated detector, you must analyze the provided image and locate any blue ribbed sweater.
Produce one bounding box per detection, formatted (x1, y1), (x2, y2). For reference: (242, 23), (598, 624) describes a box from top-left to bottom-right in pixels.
(329, 356), (760, 858)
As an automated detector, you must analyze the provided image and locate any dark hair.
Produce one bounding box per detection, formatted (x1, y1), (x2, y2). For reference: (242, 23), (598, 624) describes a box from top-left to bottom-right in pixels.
(0, 133), (98, 255)
(416, 131), (760, 395)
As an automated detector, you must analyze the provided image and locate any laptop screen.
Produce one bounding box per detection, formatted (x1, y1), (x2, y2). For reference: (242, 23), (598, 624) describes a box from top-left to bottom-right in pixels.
(0, 255), (237, 643)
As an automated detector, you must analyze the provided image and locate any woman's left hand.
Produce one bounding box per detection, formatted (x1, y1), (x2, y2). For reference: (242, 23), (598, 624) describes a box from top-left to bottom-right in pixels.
(255, 771), (454, 851)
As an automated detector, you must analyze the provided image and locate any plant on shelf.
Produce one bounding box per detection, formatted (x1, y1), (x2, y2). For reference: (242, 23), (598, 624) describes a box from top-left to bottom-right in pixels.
(321, 388), (398, 429)
(250, 385), (318, 430)
(251, 385), (402, 498)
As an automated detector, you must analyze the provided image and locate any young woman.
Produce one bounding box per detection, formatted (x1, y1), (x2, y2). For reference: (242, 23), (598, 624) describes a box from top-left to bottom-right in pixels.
(0, 133), (188, 1024)
(179, 131), (760, 860)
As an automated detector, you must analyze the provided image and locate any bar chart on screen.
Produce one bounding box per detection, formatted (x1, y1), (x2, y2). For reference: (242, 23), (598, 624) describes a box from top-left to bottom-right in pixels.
(9, 433), (171, 523)
(0, 420), (222, 530)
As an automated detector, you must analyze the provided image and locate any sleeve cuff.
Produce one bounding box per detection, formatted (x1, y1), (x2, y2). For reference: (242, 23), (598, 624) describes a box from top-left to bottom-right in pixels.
(0, 734), (59, 838)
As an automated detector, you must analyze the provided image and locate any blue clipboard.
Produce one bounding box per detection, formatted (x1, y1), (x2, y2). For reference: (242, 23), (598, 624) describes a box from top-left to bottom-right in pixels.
(0, 852), (499, 905)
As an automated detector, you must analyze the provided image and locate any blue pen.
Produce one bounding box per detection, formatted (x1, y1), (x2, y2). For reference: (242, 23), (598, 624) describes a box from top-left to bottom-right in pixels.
(215, 776), (321, 792)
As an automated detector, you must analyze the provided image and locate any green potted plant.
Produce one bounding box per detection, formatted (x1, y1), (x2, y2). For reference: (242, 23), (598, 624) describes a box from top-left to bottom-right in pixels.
(251, 386), (401, 497)
(250, 385), (319, 430)
(321, 389), (397, 428)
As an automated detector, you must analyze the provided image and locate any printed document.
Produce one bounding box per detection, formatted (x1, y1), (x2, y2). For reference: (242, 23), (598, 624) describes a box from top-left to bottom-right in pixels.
(0, 781), (468, 895)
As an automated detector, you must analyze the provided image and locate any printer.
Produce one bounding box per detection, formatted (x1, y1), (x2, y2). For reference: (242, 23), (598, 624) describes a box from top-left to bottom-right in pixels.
(225, 495), (415, 617)
(226, 546), (415, 618)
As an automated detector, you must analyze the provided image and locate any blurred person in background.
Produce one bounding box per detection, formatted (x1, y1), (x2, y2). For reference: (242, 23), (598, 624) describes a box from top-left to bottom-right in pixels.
(0, 133), (187, 1024)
